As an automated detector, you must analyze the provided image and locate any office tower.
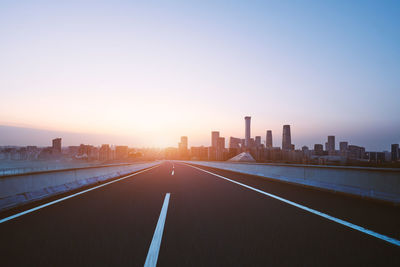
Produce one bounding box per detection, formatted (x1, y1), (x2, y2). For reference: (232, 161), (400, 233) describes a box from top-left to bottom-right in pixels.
(314, 144), (323, 156)
(99, 144), (110, 161)
(216, 137), (225, 161)
(217, 137), (225, 150)
(52, 138), (62, 153)
(392, 144), (399, 161)
(211, 131), (220, 148)
(255, 136), (261, 147)
(282, 125), (292, 150)
(179, 136), (189, 159)
(348, 145), (364, 159)
(229, 137), (241, 149)
(180, 136), (188, 150)
(340, 142), (348, 156)
(245, 116), (251, 147)
(327, 136), (335, 153)
(340, 142), (348, 152)
(266, 130), (273, 148)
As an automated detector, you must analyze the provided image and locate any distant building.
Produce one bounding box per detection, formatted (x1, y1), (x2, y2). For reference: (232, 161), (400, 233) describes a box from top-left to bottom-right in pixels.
(99, 144), (111, 161)
(368, 151), (386, 163)
(245, 116), (251, 148)
(216, 137), (225, 161)
(348, 145), (365, 160)
(208, 146), (216, 161)
(52, 138), (62, 153)
(327, 136), (335, 154)
(314, 144), (323, 156)
(116, 146), (129, 160)
(211, 131), (220, 148)
(302, 146), (310, 159)
(282, 125), (292, 150)
(179, 136), (188, 150)
(229, 137), (241, 149)
(190, 146), (208, 160)
(392, 144), (399, 162)
(266, 130), (273, 148)
(339, 142), (348, 156)
(255, 136), (261, 147)
(178, 136), (189, 159)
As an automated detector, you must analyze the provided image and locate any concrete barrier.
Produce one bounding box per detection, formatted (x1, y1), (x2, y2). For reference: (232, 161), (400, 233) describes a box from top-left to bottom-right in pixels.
(182, 161), (400, 204)
(0, 161), (160, 211)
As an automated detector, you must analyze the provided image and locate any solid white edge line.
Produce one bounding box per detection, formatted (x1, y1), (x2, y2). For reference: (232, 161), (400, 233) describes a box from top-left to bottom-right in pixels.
(144, 193), (170, 267)
(183, 163), (400, 247)
(0, 164), (161, 224)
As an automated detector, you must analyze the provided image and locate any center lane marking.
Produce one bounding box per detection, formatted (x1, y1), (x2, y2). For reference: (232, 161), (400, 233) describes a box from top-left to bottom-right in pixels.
(183, 163), (400, 247)
(144, 193), (171, 267)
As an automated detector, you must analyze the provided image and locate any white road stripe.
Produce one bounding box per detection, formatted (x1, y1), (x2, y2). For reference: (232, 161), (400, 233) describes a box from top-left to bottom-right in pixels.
(171, 170), (174, 175)
(144, 193), (170, 267)
(0, 165), (160, 224)
(184, 163), (400, 247)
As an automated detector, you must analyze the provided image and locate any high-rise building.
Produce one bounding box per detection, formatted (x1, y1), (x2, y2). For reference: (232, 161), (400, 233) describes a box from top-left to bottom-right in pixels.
(327, 136), (335, 152)
(314, 144), (323, 156)
(99, 144), (110, 161)
(348, 145), (365, 159)
(178, 136), (189, 159)
(340, 142), (348, 151)
(216, 137), (225, 161)
(282, 125), (292, 150)
(266, 130), (273, 148)
(229, 137), (241, 149)
(255, 136), (261, 147)
(340, 142), (348, 156)
(52, 138), (62, 153)
(211, 131), (220, 148)
(391, 144), (399, 161)
(245, 116), (251, 148)
(180, 136), (188, 150)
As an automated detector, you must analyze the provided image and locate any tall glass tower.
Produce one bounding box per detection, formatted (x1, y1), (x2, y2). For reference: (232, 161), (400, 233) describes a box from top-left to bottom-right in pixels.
(244, 116), (251, 148)
(282, 125), (292, 150)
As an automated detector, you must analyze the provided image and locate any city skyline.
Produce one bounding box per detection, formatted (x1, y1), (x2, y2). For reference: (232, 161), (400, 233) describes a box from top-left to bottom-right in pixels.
(1, 1), (400, 150)
(0, 117), (398, 153)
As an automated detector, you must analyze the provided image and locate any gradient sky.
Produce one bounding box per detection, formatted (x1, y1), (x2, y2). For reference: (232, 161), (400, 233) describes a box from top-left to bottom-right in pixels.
(1, 0), (399, 150)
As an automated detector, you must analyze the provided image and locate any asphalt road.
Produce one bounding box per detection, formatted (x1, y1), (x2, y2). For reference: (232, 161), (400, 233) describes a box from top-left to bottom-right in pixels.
(0, 161), (399, 266)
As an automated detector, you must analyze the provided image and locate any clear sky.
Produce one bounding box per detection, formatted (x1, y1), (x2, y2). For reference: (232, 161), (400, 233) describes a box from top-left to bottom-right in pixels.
(0, 0), (399, 150)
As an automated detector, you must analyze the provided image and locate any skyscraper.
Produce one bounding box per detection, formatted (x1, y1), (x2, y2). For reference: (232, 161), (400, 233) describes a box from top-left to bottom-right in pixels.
(211, 131), (220, 148)
(266, 130), (272, 148)
(179, 136), (188, 150)
(327, 136), (335, 153)
(52, 138), (62, 153)
(245, 116), (251, 148)
(282, 125), (291, 150)
(229, 137), (241, 149)
(178, 136), (188, 159)
(255, 136), (261, 147)
(216, 137), (225, 161)
(340, 141), (348, 156)
(314, 144), (323, 156)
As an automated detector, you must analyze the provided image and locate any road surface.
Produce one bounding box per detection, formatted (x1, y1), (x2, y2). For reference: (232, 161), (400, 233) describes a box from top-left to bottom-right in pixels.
(1, 161), (399, 266)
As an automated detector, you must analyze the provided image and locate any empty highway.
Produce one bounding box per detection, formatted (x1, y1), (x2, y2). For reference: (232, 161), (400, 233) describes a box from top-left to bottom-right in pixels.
(1, 161), (399, 266)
